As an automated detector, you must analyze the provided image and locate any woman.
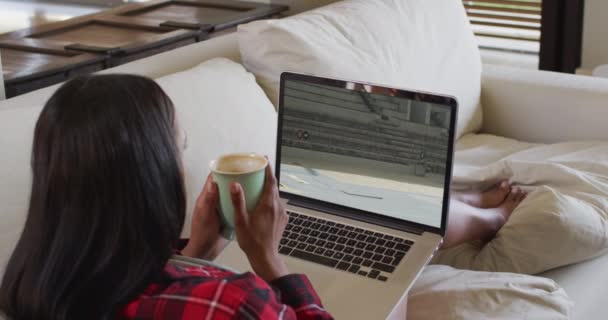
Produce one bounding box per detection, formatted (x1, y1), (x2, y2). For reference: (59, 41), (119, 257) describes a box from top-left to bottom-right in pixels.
(0, 75), (333, 320)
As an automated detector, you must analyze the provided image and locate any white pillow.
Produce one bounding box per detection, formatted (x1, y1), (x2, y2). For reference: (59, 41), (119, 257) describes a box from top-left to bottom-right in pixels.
(408, 265), (573, 320)
(434, 134), (608, 275)
(238, 0), (483, 139)
(156, 58), (278, 237)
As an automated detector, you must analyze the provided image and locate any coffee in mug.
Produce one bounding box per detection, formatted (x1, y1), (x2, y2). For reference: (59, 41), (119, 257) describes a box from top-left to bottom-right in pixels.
(210, 153), (268, 240)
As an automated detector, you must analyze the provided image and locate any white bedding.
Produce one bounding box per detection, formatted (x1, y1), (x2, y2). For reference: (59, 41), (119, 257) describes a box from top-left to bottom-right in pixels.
(430, 133), (608, 319)
(434, 134), (608, 275)
(409, 265), (572, 320)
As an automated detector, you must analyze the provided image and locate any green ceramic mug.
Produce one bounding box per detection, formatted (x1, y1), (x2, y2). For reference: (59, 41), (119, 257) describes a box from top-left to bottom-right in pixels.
(210, 153), (268, 240)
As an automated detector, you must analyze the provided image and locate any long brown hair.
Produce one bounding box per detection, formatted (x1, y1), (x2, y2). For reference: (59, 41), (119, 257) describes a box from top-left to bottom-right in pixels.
(0, 74), (186, 319)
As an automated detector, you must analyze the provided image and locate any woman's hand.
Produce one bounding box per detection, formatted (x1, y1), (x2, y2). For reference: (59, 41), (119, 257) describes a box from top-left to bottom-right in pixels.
(181, 175), (230, 260)
(231, 164), (289, 282)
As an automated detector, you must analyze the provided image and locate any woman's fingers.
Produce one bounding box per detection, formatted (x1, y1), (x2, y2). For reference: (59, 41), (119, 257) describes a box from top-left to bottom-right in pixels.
(231, 183), (249, 229)
(196, 175), (219, 215)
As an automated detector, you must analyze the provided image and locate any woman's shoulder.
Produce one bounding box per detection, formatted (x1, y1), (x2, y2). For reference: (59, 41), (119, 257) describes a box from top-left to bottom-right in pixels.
(120, 262), (271, 319)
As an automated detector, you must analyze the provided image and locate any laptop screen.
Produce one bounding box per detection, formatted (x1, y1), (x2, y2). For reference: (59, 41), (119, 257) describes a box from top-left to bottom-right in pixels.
(278, 77), (454, 229)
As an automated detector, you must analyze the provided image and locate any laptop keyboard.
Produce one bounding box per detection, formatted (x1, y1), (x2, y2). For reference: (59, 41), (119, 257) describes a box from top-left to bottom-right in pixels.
(279, 211), (414, 282)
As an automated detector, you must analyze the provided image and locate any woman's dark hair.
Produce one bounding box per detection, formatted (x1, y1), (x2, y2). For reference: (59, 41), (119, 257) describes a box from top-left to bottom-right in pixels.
(0, 74), (186, 319)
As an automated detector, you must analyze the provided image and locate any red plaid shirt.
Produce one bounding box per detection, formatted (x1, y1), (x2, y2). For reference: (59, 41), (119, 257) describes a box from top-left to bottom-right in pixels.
(119, 261), (334, 319)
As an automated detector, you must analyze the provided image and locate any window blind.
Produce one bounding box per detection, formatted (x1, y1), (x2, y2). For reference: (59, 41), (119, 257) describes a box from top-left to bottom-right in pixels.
(462, 0), (542, 54)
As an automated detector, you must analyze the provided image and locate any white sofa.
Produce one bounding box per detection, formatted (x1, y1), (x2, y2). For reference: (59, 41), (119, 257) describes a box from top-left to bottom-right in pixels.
(1, 29), (608, 320)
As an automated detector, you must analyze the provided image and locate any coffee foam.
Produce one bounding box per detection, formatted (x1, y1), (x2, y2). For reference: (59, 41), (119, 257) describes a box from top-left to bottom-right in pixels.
(215, 154), (266, 173)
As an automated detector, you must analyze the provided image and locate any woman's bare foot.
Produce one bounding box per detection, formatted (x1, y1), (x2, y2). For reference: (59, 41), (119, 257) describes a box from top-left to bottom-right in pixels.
(478, 187), (527, 242)
(453, 181), (511, 209)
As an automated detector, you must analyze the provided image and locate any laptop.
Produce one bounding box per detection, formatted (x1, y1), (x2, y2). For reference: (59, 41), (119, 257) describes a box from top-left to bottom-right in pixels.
(216, 72), (457, 319)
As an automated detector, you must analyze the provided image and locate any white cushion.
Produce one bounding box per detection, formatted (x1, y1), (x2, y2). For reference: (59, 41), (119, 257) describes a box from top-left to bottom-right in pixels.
(238, 0), (483, 139)
(155, 58), (277, 237)
(409, 265), (573, 320)
(434, 134), (608, 275)
(0, 58), (277, 272)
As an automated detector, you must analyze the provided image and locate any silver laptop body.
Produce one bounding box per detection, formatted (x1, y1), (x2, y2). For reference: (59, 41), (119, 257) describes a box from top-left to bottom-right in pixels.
(217, 72), (458, 319)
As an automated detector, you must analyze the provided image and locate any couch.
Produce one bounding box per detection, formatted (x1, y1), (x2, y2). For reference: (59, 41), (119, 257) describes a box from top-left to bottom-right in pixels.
(1, 4), (607, 320)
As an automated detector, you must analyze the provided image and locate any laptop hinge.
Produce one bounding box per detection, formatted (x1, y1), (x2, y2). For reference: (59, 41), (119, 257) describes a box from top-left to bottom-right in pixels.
(288, 198), (425, 236)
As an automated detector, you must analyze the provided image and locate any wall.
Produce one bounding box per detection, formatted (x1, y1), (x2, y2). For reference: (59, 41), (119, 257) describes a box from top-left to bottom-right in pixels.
(581, 0), (608, 72)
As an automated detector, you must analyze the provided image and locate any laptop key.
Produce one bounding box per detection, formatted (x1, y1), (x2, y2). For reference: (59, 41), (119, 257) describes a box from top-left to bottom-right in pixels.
(382, 256), (393, 264)
(378, 276), (388, 282)
(289, 233), (299, 240)
(355, 228), (364, 233)
(345, 225), (354, 231)
(372, 262), (396, 273)
(324, 250), (335, 258)
(311, 223), (321, 230)
(326, 221), (336, 226)
(366, 244), (376, 251)
(311, 231), (321, 237)
(356, 242), (367, 249)
(293, 226), (302, 233)
(320, 225), (330, 232)
(301, 229), (311, 235)
(315, 247), (325, 255)
(306, 245), (316, 252)
(338, 229), (348, 237)
(297, 243), (307, 250)
(308, 217), (317, 222)
(316, 240), (327, 247)
(348, 264), (360, 273)
(364, 230), (374, 236)
(383, 235), (394, 240)
(405, 240), (415, 246)
(302, 221), (312, 228)
(337, 261), (350, 271)
(298, 235), (308, 242)
(293, 219), (303, 226)
(283, 231), (290, 238)
(288, 241), (298, 247)
(319, 232), (330, 240)
(375, 239), (386, 246)
(291, 249), (339, 268)
(336, 223), (345, 228)
(280, 238), (288, 245)
(353, 257), (364, 265)
(343, 255), (354, 262)
(329, 235), (338, 242)
(366, 236), (377, 243)
(334, 252), (344, 260)
(335, 244), (345, 252)
(385, 241), (396, 249)
(330, 227), (339, 233)
(325, 242), (335, 249)
(356, 234), (367, 241)
(362, 251), (373, 259)
(347, 232), (358, 239)
(306, 238), (316, 244)
(395, 243), (410, 251)
(286, 224), (293, 231)
(372, 254), (383, 262)
(279, 247), (292, 255)
(353, 249), (364, 256)
(394, 238), (404, 243)
(347, 239), (357, 247)
(375, 247), (386, 255)
(368, 270), (380, 279)
(374, 232), (383, 238)
(362, 259), (373, 267)
(358, 270), (368, 276)
(385, 249), (396, 256)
